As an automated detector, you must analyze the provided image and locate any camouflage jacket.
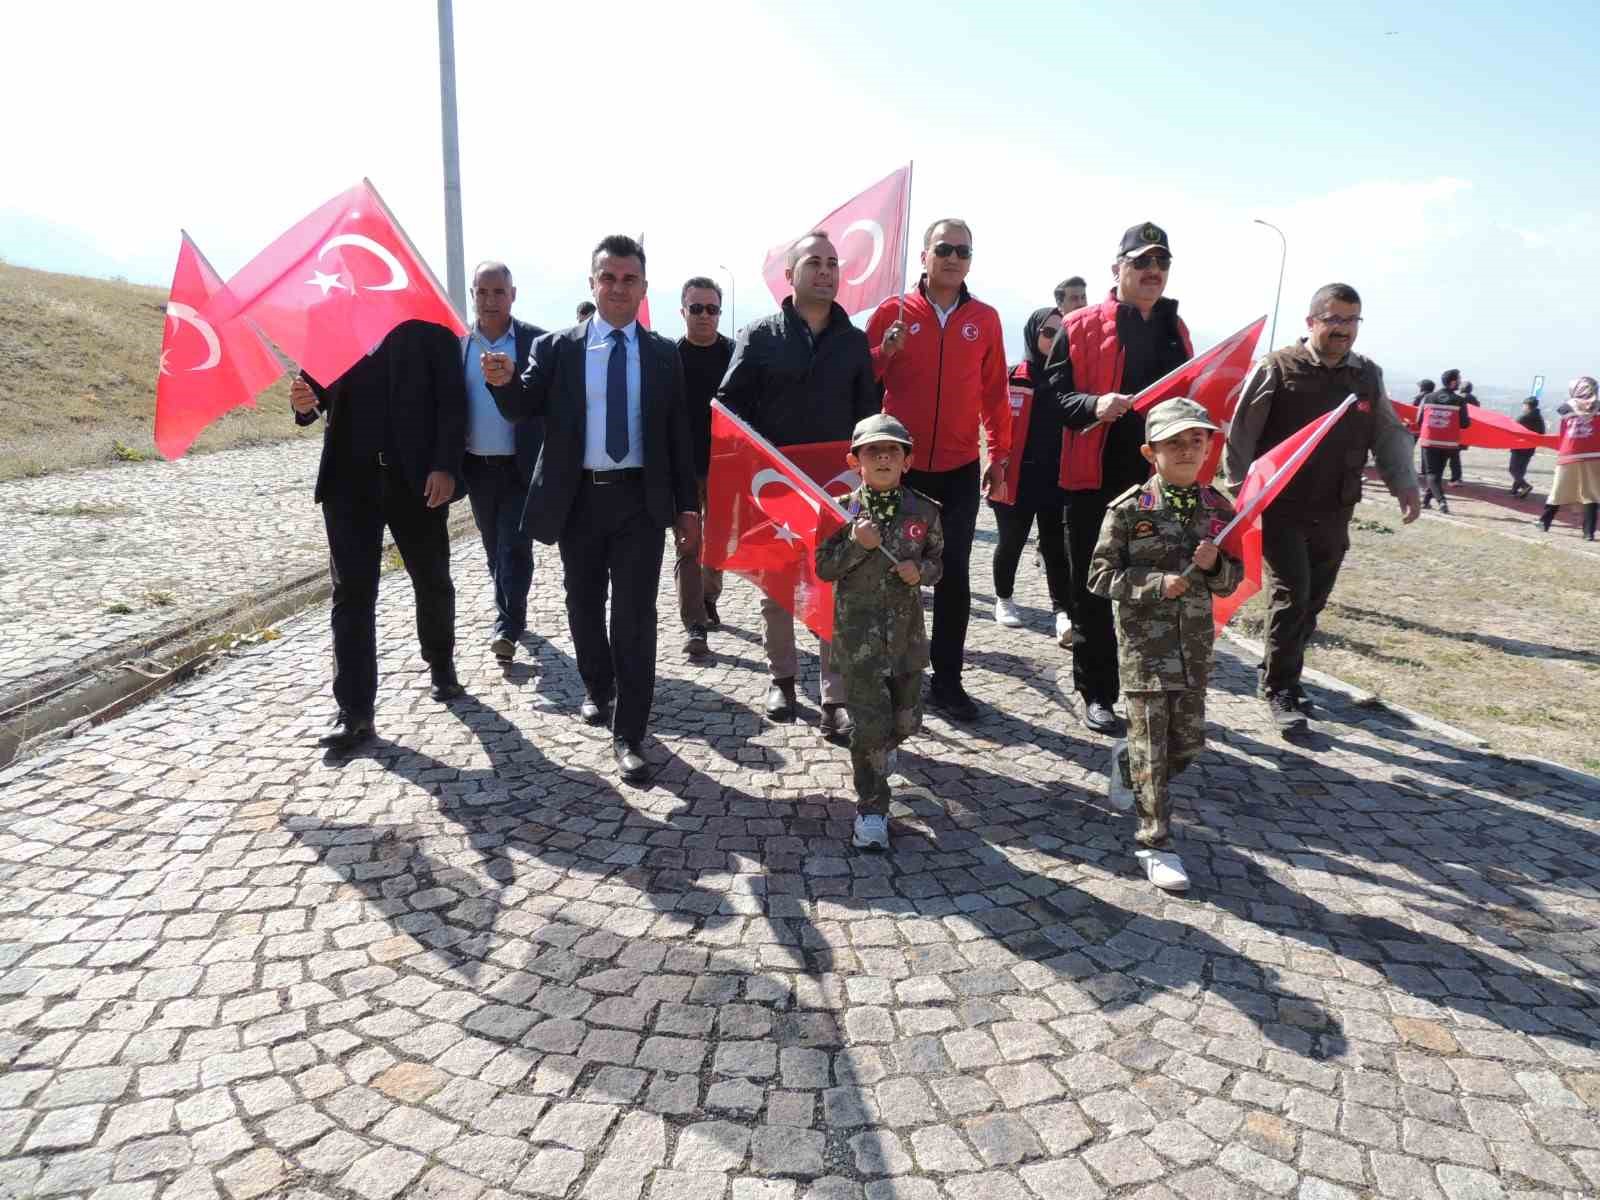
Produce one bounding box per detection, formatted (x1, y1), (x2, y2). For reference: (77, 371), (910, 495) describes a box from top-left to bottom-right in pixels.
(1086, 477), (1243, 690)
(815, 486), (945, 675)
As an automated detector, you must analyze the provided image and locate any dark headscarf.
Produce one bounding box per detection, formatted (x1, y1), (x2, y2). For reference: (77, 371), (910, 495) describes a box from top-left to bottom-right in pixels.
(1022, 306), (1058, 383)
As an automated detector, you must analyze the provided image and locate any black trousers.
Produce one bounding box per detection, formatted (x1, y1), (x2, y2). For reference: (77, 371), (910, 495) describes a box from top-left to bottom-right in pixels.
(1260, 510), (1351, 694)
(1064, 489), (1119, 704)
(1421, 447), (1455, 505)
(990, 462), (1071, 614)
(905, 459), (981, 683)
(557, 477), (667, 745)
(463, 454), (535, 639)
(321, 460), (456, 718)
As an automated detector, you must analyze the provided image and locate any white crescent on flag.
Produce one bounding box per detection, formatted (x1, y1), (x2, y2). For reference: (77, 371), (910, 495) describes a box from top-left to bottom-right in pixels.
(164, 302), (222, 371)
(839, 219), (885, 286)
(750, 468), (822, 515)
(317, 234), (410, 291)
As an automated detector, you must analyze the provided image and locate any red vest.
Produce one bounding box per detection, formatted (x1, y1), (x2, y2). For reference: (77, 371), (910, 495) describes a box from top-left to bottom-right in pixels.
(1056, 297), (1192, 491)
(1557, 411), (1600, 465)
(1418, 402), (1462, 449)
(994, 362), (1033, 505)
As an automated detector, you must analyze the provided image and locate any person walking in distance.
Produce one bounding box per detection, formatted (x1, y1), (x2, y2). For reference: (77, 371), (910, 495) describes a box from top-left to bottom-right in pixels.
(675, 276), (734, 657)
(1538, 376), (1600, 539)
(1417, 368), (1472, 514)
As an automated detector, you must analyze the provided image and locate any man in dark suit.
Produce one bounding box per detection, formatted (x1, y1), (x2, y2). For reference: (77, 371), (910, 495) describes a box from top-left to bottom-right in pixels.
(482, 235), (699, 783)
(460, 261), (545, 662)
(289, 319), (468, 752)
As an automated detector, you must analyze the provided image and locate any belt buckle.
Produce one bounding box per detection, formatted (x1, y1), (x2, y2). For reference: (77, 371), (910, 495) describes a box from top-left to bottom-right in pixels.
(593, 470), (614, 486)
(377, 451), (388, 467)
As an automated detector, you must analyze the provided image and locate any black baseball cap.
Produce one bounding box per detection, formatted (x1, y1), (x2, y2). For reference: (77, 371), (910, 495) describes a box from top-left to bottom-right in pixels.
(1118, 222), (1172, 260)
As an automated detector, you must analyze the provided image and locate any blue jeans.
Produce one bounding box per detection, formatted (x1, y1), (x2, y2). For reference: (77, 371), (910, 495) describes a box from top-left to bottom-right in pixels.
(463, 454), (535, 639)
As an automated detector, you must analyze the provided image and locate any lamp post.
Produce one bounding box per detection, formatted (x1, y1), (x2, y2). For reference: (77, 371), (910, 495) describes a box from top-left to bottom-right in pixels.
(437, 0), (466, 318)
(1253, 218), (1286, 352)
(718, 264), (736, 334)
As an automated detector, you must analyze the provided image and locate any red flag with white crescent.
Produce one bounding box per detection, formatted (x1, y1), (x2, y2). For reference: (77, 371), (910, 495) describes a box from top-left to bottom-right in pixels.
(154, 233), (284, 460)
(204, 179), (465, 386)
(1131, 315), (1267, 484)
(703, 405), (849, 640)
(761, 165), (912, 318)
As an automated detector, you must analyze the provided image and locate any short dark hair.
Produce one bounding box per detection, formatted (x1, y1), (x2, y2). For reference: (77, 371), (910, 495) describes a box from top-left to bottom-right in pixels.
(681, 276), (722, 303)
(591, 234), (645, 275)
(1461, 380), (1474, 394)
(1416, 379), (1435, 394)
(785, 230), (831, 269)
(576, 300), (597, 320)
(1308, 282), (1360, 314)
(1053, 276), (1086, 304)
(923, 217), (972, 249)
(1441, 368), (1461, 386)
(472, 260), (513, 286)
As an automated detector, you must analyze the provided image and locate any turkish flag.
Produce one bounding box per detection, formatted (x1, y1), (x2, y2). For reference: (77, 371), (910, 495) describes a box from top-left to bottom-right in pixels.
(205, 179), (464, 386)
(1211, 395), (1358, 632)
(761, 164), (912, 317)
(1391, 399), (1558, 451)
(154, 233), (284, 460)
(703, 405), (849, 641)
(1132, 315), (1267, 483)
(637, 295), (652, 330)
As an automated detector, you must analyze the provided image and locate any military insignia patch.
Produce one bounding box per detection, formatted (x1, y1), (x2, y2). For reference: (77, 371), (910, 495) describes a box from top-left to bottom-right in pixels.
(1141, 223), (1162, 243)
(1137, 491), (1156, 510)
(1132, 520), (1157, 539)
(904, 519), (927, 542)
(1209, 517), (1226, 537)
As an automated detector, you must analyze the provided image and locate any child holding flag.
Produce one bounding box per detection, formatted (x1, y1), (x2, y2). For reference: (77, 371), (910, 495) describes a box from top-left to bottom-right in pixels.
(816, 414), (944, 852)
(1087, 398), (1242, 891)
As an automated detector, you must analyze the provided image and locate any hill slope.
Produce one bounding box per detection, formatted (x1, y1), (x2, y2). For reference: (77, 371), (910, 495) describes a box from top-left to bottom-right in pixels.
(0, 261), (312, 480)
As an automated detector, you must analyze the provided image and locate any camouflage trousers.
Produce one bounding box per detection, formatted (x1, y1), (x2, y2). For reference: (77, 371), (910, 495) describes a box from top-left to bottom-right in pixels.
(844, 669), (923, 815)
(1123, 687), (1207, 848)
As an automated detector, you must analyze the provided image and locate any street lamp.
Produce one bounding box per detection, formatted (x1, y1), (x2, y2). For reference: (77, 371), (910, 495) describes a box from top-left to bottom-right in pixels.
(1253, 218), (1286, 352)
(718, 264), (737, 334)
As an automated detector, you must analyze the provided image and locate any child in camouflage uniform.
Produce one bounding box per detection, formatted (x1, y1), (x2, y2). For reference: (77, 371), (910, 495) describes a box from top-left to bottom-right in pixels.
(1087, 398), (1242, 891)
(815, 414), (945, 851)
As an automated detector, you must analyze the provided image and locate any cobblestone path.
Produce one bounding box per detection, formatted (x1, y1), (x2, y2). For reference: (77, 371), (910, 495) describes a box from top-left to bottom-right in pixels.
(1, 517), (1597, 1200)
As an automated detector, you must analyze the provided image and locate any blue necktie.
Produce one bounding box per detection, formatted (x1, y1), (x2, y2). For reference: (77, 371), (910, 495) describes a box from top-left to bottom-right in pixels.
(606, 329), (629, 463)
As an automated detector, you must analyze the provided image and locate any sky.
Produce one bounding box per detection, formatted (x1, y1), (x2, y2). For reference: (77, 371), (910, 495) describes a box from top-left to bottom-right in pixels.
(4, 0), (1598, 394)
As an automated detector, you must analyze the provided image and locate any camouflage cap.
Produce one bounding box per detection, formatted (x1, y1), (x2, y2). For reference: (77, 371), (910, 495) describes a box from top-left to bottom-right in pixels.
(850, 412), (914, 450)
(1144, 397), (1219, 443)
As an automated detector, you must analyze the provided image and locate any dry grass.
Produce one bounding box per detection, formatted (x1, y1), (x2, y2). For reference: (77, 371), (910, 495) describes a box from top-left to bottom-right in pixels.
(1230, 448), (1600, 774)
(0, 262), (315, 480)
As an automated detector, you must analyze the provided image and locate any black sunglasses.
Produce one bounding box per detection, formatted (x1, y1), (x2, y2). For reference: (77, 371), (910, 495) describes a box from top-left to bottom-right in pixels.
(685, 303), (722, 316)
(931, 242), (973, 260)
(1123, 253), (1172, 270)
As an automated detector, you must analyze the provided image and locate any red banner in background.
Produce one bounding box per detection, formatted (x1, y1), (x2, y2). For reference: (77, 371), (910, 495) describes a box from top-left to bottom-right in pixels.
(155, 233), (284, 460)
(1392, 400), (1558, 451)
(761, 165), (912, 318)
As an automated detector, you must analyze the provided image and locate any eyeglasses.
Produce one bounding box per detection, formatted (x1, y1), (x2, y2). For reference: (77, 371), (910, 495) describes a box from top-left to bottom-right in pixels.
(1313, 313), (1362, 327)
(1039, 326), (1062, 341)
(685, 303), (721, 316)
(1122, 253), (1171, 270)
(931, 243), (973, 260)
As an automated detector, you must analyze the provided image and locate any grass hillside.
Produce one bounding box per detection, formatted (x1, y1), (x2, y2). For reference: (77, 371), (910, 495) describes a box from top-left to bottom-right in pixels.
(0, 261), (314, 481)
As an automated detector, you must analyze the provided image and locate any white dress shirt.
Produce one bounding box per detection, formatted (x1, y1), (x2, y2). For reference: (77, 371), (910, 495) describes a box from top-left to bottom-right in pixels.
(583, 316), (644, 470)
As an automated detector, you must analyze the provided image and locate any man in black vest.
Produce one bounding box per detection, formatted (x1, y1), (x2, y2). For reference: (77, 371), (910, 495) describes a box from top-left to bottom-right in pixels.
(482, 235), (699, 783)
(1226, 283), (1419, 732)
(289, 320), (468, 752)
(460, 261), (544, 662)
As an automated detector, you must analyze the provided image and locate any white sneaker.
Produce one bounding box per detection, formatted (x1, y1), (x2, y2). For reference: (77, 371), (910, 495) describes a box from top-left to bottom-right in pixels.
(1054, 610), (1073, 647)
(994, 598), (1024, 628)
(852, 814), (890, 851)
(1107, 740), (1134, 811)
(1136, 848), (1190, 892)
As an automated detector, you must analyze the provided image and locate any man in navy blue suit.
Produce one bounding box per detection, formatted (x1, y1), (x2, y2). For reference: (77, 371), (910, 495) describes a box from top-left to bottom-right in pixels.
(461, 261), (545, 663)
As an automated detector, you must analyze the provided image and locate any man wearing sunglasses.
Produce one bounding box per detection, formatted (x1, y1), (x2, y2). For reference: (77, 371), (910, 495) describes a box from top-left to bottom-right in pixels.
(867, 219), (1012, 722)
(1226, 283), (1419, 733)
(1043, 222), (1193, 735)
(676, 277), (735, 658)
(718, 232), (880, 738)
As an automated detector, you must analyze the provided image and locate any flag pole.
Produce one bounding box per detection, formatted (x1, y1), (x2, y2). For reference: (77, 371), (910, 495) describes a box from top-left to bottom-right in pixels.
(896, 160), (914, 322)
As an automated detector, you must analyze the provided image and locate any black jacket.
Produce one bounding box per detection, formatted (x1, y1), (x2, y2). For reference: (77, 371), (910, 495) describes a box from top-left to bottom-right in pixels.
(489, 321), (698, 545)
(295, 319), (467, 505)
(461, 317), (545, 486)
(676, 333), (735, 476)
(717, 298), (880, 446)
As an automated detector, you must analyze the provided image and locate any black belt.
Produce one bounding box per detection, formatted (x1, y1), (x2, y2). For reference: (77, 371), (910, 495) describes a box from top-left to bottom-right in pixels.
(465, 452), (515, 461)
(583, 468), (644, 485)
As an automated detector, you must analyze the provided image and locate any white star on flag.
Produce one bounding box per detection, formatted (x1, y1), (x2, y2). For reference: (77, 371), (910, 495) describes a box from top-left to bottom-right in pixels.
(306, 270), (348, 297)
(157, 348), (172, 377)
(773, 522), (800, 546)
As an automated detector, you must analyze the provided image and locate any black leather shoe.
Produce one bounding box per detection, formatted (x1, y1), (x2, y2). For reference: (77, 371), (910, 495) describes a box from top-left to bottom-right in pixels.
(430, 668), (466, 702)
(684, 628), (710, 658)
(1083, 701), (1121, 735)
(1266, 690), (1308, 732)
(580, 695), (613, 726)
(614, 738), (647, 783)
(317, 712), (374, 752)
(818, 703), (853, 742)
(766, 678), (798, 722)
(704, 601), (722, 631)
(929, 678), (978, 721)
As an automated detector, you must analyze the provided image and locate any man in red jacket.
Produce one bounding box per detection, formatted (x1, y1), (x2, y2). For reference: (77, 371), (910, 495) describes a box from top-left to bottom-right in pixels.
(867, 218), (1012, 720)
(1042, 222), (1193, 735)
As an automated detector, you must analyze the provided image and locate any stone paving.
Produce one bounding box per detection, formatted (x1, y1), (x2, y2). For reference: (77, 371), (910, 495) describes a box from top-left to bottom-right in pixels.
(1, 513), (1598, 1200)
(0, 441), (327, 698)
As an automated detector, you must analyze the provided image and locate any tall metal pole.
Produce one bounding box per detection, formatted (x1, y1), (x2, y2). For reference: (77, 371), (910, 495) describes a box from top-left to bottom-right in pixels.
(718, 264), (736, 334)
(437, 0), (466, 319)
(1253, 218), (1286, 351)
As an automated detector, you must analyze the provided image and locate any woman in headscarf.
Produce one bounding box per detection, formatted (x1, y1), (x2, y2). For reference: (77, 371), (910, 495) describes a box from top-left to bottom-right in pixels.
(990, 307), (1074, 645)
(1539, 375), (1600, 539)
